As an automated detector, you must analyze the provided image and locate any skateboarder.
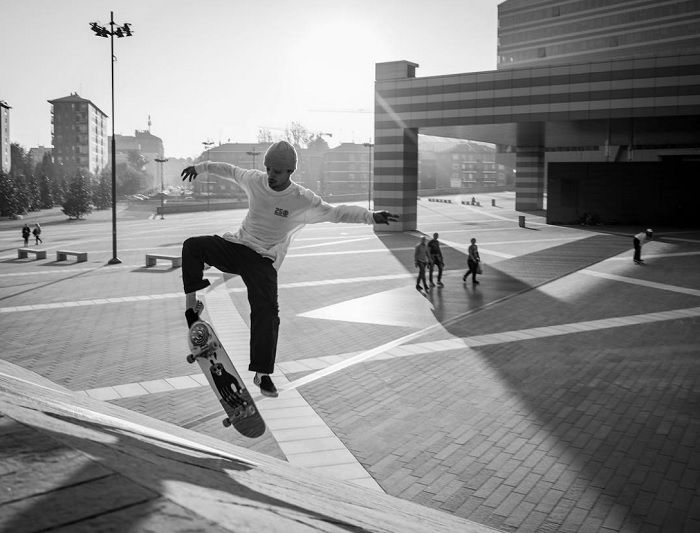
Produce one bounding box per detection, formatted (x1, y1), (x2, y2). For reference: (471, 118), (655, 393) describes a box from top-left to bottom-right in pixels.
(181, 140), (398, 398)
(633, 228), (653, 264)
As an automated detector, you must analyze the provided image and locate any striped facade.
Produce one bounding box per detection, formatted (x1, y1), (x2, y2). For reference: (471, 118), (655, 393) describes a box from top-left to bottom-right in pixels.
(374, 53), (700, 225)
(498, 0), (700, 68)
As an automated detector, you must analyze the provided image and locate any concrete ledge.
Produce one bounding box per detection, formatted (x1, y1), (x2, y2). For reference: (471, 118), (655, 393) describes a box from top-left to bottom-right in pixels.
(145, 253), (181, 268)
(0, 361), (497, 533)
(57, 250), (88, 262)
(18, 248), (47, 260)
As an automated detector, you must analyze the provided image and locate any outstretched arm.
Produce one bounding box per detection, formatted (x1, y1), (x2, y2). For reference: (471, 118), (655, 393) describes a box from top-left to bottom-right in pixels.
(372, 211), (400, 225)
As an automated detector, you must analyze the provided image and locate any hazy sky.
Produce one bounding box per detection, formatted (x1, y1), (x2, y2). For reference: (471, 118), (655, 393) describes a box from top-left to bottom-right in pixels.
(1, 0), (501, 158)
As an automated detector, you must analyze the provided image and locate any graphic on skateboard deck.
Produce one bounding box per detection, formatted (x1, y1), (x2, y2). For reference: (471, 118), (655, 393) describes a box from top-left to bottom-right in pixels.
(186, 319), (265, 438)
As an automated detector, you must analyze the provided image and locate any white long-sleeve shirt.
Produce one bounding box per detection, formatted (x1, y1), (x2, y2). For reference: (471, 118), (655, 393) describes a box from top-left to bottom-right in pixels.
(194, 161), (374, 269)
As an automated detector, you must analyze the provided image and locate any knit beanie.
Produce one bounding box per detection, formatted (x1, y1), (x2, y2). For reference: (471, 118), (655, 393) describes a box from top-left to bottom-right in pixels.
(264, 141), (297, 171)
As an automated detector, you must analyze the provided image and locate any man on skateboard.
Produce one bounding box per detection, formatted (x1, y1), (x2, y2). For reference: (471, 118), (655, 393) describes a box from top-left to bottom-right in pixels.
(181, 140), (398, 398)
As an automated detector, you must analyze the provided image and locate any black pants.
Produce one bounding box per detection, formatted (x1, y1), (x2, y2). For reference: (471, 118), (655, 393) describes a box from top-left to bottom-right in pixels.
(416, 261), (428, 289)
(182, 236), (279, 374)
(464, 259), (478, 282)
(633, 237), (642, 262)
(429, 257), (443, 283)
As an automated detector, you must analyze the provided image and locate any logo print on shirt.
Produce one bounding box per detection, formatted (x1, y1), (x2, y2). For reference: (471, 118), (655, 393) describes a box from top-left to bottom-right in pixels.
(274, 207), (289, 218)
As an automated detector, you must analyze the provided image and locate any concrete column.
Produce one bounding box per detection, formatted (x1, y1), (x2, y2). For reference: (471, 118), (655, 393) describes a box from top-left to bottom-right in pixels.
(515, 147), (545, 211)
(373, 61), (421, 232)
(373, 128), (418, 231)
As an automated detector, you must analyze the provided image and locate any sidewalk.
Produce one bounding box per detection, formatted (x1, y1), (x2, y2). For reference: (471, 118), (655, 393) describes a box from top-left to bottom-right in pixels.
(0, 192), (698, 532)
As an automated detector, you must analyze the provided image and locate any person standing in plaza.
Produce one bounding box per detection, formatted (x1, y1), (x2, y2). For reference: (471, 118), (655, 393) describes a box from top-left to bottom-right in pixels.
(633, 228), (653, 264)
(414, 235), (431, 291)
(32, 223), (43, 245)
(427, 232), (444, 287)
(21, 224), (30, 246)
(462, 237), (481, 284)
(180, 140), (398, 398)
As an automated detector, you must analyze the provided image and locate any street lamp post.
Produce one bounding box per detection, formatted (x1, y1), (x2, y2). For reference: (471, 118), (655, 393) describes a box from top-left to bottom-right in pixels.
(90, 12), (132, 265)
(155, 157), (168, 220)
(363, 142), (374, 210)
(202, 140), (214, 211)
(246, 148), (260, 169)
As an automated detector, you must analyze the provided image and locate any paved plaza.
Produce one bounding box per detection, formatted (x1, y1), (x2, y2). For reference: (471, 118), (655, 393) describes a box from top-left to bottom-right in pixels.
(1, 192), (699, 532)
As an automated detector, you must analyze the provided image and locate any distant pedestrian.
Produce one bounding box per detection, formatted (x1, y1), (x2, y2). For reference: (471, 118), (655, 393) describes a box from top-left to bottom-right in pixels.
(32, 223), (43, 245)
(633, 228), (653, 264)
(21, 224), (30, 246)
(462, 237), (481, 284)
(428, 232), (444, 287)
(414, 236), (430, 291)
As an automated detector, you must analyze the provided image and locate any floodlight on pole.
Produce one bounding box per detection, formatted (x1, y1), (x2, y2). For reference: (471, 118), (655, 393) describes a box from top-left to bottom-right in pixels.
(155, 157), (168, 220)
(363, 142), (374, 209)
(202, 140), (214, 211)
(90, 11), (133, 264)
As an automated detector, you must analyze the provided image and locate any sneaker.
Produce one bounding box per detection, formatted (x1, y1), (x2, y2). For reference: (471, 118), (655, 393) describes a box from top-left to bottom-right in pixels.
(185, 300), (204, 328)
(429, 282), (435, 287)
(416, 285), (422, 291)
(254, 374), (278, 397)
(437, 281), (444, 287)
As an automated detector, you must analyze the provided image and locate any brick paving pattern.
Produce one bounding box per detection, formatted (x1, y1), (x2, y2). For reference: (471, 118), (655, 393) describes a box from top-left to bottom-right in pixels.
(1, 192), (698, 532)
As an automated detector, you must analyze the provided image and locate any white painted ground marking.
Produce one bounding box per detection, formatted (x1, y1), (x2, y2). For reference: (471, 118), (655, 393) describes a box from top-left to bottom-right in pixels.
(202, 282), (384, 491)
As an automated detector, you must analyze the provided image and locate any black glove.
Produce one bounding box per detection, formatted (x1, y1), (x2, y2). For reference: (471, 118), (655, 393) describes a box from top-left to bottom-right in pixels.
(372, 211), (399, 224)
(181, 166), (198, 182)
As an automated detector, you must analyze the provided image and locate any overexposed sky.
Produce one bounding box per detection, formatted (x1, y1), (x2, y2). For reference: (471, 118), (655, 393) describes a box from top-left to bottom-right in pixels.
(1, 0), (501, 158)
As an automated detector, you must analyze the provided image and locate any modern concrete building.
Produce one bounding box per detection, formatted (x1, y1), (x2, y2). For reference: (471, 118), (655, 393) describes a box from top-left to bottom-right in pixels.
(373, 0), (700, 230)
(0, 100), (10, 174)
(48, 93), (108, 177)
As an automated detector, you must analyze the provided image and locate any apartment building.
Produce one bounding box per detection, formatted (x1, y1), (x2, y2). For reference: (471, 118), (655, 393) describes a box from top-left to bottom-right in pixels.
(48, 93), (108, 177)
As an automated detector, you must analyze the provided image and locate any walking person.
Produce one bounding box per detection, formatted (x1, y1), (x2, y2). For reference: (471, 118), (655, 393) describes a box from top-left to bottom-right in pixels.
(180, 140), (398, 398)
(633, 228), (653, 264)
(428, 232), (444, 287)
(21, 224), (30, 247)
(462, 237), (481, 284)
(414, 235), (431, 291)
(32, 223), (43, 245)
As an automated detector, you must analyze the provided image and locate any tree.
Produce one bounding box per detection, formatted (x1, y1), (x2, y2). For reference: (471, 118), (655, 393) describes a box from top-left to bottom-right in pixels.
(0, 171), (21, 217)
(284, 121), (311, 149)
(39, 174), (54, 209)
(26, 175), (41, 211)
(92, 170), (111, 210)
(62, 172), (93, 219)
(9, 143), (32, 179)
(257, 127), (274, 143)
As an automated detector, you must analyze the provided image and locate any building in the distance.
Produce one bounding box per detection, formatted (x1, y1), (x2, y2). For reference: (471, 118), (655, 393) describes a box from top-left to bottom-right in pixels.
(373, 0), (700, 230)
(48, 93), (108, 177)
(113, 129), (165, 190)
(28, 146), (52, 170)
(0, 100), (10, 173)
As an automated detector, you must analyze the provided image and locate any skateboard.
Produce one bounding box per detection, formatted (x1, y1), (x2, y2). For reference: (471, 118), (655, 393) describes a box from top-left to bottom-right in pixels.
(186, 319), (265, 438)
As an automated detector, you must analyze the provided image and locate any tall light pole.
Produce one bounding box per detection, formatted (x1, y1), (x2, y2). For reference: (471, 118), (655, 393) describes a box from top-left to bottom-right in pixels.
(90, 13), (133, 265)
(202, 140), (214, 211)
(155, 157), (168, 220)
(363, 142), (374, 209)
(246, 148), (260, 169)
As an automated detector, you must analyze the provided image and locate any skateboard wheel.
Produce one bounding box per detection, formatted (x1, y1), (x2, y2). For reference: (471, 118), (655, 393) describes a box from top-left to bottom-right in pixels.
(222, 418), (231, 427)
(190, 323), (209, 347)
(186, 354), (196, 364)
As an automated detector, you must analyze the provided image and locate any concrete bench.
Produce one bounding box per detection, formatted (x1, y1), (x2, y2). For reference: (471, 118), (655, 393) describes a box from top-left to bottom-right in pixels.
(18, 248), (47, 260)
(146, 253), (181, 268)
(57, 250), (88, 263)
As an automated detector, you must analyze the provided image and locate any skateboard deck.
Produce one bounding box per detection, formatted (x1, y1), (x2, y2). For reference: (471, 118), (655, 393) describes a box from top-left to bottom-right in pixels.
(186, 319), (265, 438)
